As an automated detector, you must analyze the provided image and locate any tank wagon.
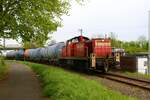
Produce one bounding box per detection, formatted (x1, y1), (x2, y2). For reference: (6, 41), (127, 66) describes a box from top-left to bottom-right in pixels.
(40, 42), (65, 64)
(6, 35), (115, 72)
(6, 50), (17, 60)
(15, 49), (24, 60)
(23, 42), (65, 62)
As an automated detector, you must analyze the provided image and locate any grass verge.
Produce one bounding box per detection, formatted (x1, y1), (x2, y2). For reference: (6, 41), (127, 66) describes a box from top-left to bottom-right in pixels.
(0, 57), (8, 80)
(23, 61), (137, 100)
(124, 71), (150, 79)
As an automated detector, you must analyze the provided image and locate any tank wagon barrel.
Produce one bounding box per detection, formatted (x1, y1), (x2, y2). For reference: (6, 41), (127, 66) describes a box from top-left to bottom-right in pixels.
(6, 51), (17, 59)
(28, 48), (42, 61)
(15, 49), (24, 60)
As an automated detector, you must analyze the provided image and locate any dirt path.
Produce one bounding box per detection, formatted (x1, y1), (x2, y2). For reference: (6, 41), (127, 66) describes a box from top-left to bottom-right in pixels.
(0, 62), (48, 100)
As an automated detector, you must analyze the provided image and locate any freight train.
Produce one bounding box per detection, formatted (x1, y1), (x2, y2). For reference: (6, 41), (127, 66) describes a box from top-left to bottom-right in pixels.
(6, 35), (116, 72)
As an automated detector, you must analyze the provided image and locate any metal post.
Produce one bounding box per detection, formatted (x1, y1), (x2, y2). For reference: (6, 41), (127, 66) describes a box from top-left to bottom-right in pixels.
(3, 35), (5, 50)
(79, 29), (83, 36)
(148, 11), (150, 74)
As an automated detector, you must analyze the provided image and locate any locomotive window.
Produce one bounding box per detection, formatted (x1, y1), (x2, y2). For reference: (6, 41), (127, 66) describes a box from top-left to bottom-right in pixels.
(72, 38), (79, 43)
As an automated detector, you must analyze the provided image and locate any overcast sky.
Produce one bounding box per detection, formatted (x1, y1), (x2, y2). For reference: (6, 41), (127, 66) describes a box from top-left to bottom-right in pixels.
(53, 0), (150, 42)
(2, 0), (150, 45)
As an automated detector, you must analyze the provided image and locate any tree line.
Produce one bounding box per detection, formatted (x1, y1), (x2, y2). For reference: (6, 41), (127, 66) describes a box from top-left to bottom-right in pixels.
(1, 0), (148, 53)
(0, 0), (84, 48)
(109, 32), (148, 54)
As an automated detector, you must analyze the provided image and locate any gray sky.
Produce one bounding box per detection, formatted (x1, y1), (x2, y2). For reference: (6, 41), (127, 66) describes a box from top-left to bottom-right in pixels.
(3, 0), (150, 45)
(53, 0), (150, 42)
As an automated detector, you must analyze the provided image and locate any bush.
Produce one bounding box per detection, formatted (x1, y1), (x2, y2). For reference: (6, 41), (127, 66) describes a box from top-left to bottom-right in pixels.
(0, 56), (7, 80)
(0, 56), (5, 66)
(124, 71), (150, 79)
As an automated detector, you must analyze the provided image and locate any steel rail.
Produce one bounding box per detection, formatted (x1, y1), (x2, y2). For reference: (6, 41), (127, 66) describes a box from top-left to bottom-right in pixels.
(103, 72), (150, 91)
(92, 70), (150, 91)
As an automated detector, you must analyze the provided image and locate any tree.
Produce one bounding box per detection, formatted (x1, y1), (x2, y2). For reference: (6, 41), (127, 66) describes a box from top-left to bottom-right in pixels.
(92, 34), (104, 38)
(137, 35), (148, 51)
(108, 32), (119, 47)
(0, 0), (83, 48)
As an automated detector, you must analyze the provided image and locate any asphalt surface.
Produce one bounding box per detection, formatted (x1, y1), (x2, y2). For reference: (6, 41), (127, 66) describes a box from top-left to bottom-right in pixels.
(0, 62), (48, 100)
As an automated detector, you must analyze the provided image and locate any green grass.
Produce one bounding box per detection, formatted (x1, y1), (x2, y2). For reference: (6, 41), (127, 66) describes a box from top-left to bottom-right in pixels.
(0, 57), (8, 80)
(124, 71), (150, 79)
(22, 62), (138, 100)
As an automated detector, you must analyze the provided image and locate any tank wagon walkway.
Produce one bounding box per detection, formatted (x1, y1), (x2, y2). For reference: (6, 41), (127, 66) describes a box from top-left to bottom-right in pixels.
(0, 62), (48, 100)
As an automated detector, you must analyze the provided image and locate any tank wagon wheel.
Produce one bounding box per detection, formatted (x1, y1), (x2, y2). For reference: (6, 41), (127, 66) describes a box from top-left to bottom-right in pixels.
(103, 59), (109, 72)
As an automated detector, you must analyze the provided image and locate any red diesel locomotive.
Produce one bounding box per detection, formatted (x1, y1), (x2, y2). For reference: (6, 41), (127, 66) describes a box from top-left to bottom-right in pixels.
(60, 35), (114, 72)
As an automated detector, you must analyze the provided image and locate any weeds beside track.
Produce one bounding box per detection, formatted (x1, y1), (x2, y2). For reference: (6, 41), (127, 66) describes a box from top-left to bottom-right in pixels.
(22, 61), (137, 100)
(0, 57), (8, 80)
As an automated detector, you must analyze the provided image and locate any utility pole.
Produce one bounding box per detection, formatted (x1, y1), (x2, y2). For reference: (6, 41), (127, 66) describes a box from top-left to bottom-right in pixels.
(79, 29), (83, 36)
(148, 11), (150, 74)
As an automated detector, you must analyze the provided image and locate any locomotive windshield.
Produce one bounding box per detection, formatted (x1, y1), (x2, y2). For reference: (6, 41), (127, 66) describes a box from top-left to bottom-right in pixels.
(67, 35), (89, 44)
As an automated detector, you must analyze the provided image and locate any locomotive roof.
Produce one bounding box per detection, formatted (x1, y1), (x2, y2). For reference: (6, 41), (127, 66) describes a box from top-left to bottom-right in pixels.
(67, 36), (89, 42)
(92, 38), (111, 40)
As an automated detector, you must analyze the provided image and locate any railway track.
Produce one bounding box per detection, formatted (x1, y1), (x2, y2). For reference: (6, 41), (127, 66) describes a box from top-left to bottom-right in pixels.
(28, 61), (150, 91)
(98, 72), (150, 91)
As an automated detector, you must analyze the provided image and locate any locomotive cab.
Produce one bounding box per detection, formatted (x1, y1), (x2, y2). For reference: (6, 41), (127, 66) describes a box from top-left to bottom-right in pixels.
(61, 36), (89, 57)
(66, 35), (89, 43)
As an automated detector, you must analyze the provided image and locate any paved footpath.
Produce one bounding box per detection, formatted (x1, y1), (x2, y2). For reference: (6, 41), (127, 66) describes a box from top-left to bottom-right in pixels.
(0, 62), (48, 100)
